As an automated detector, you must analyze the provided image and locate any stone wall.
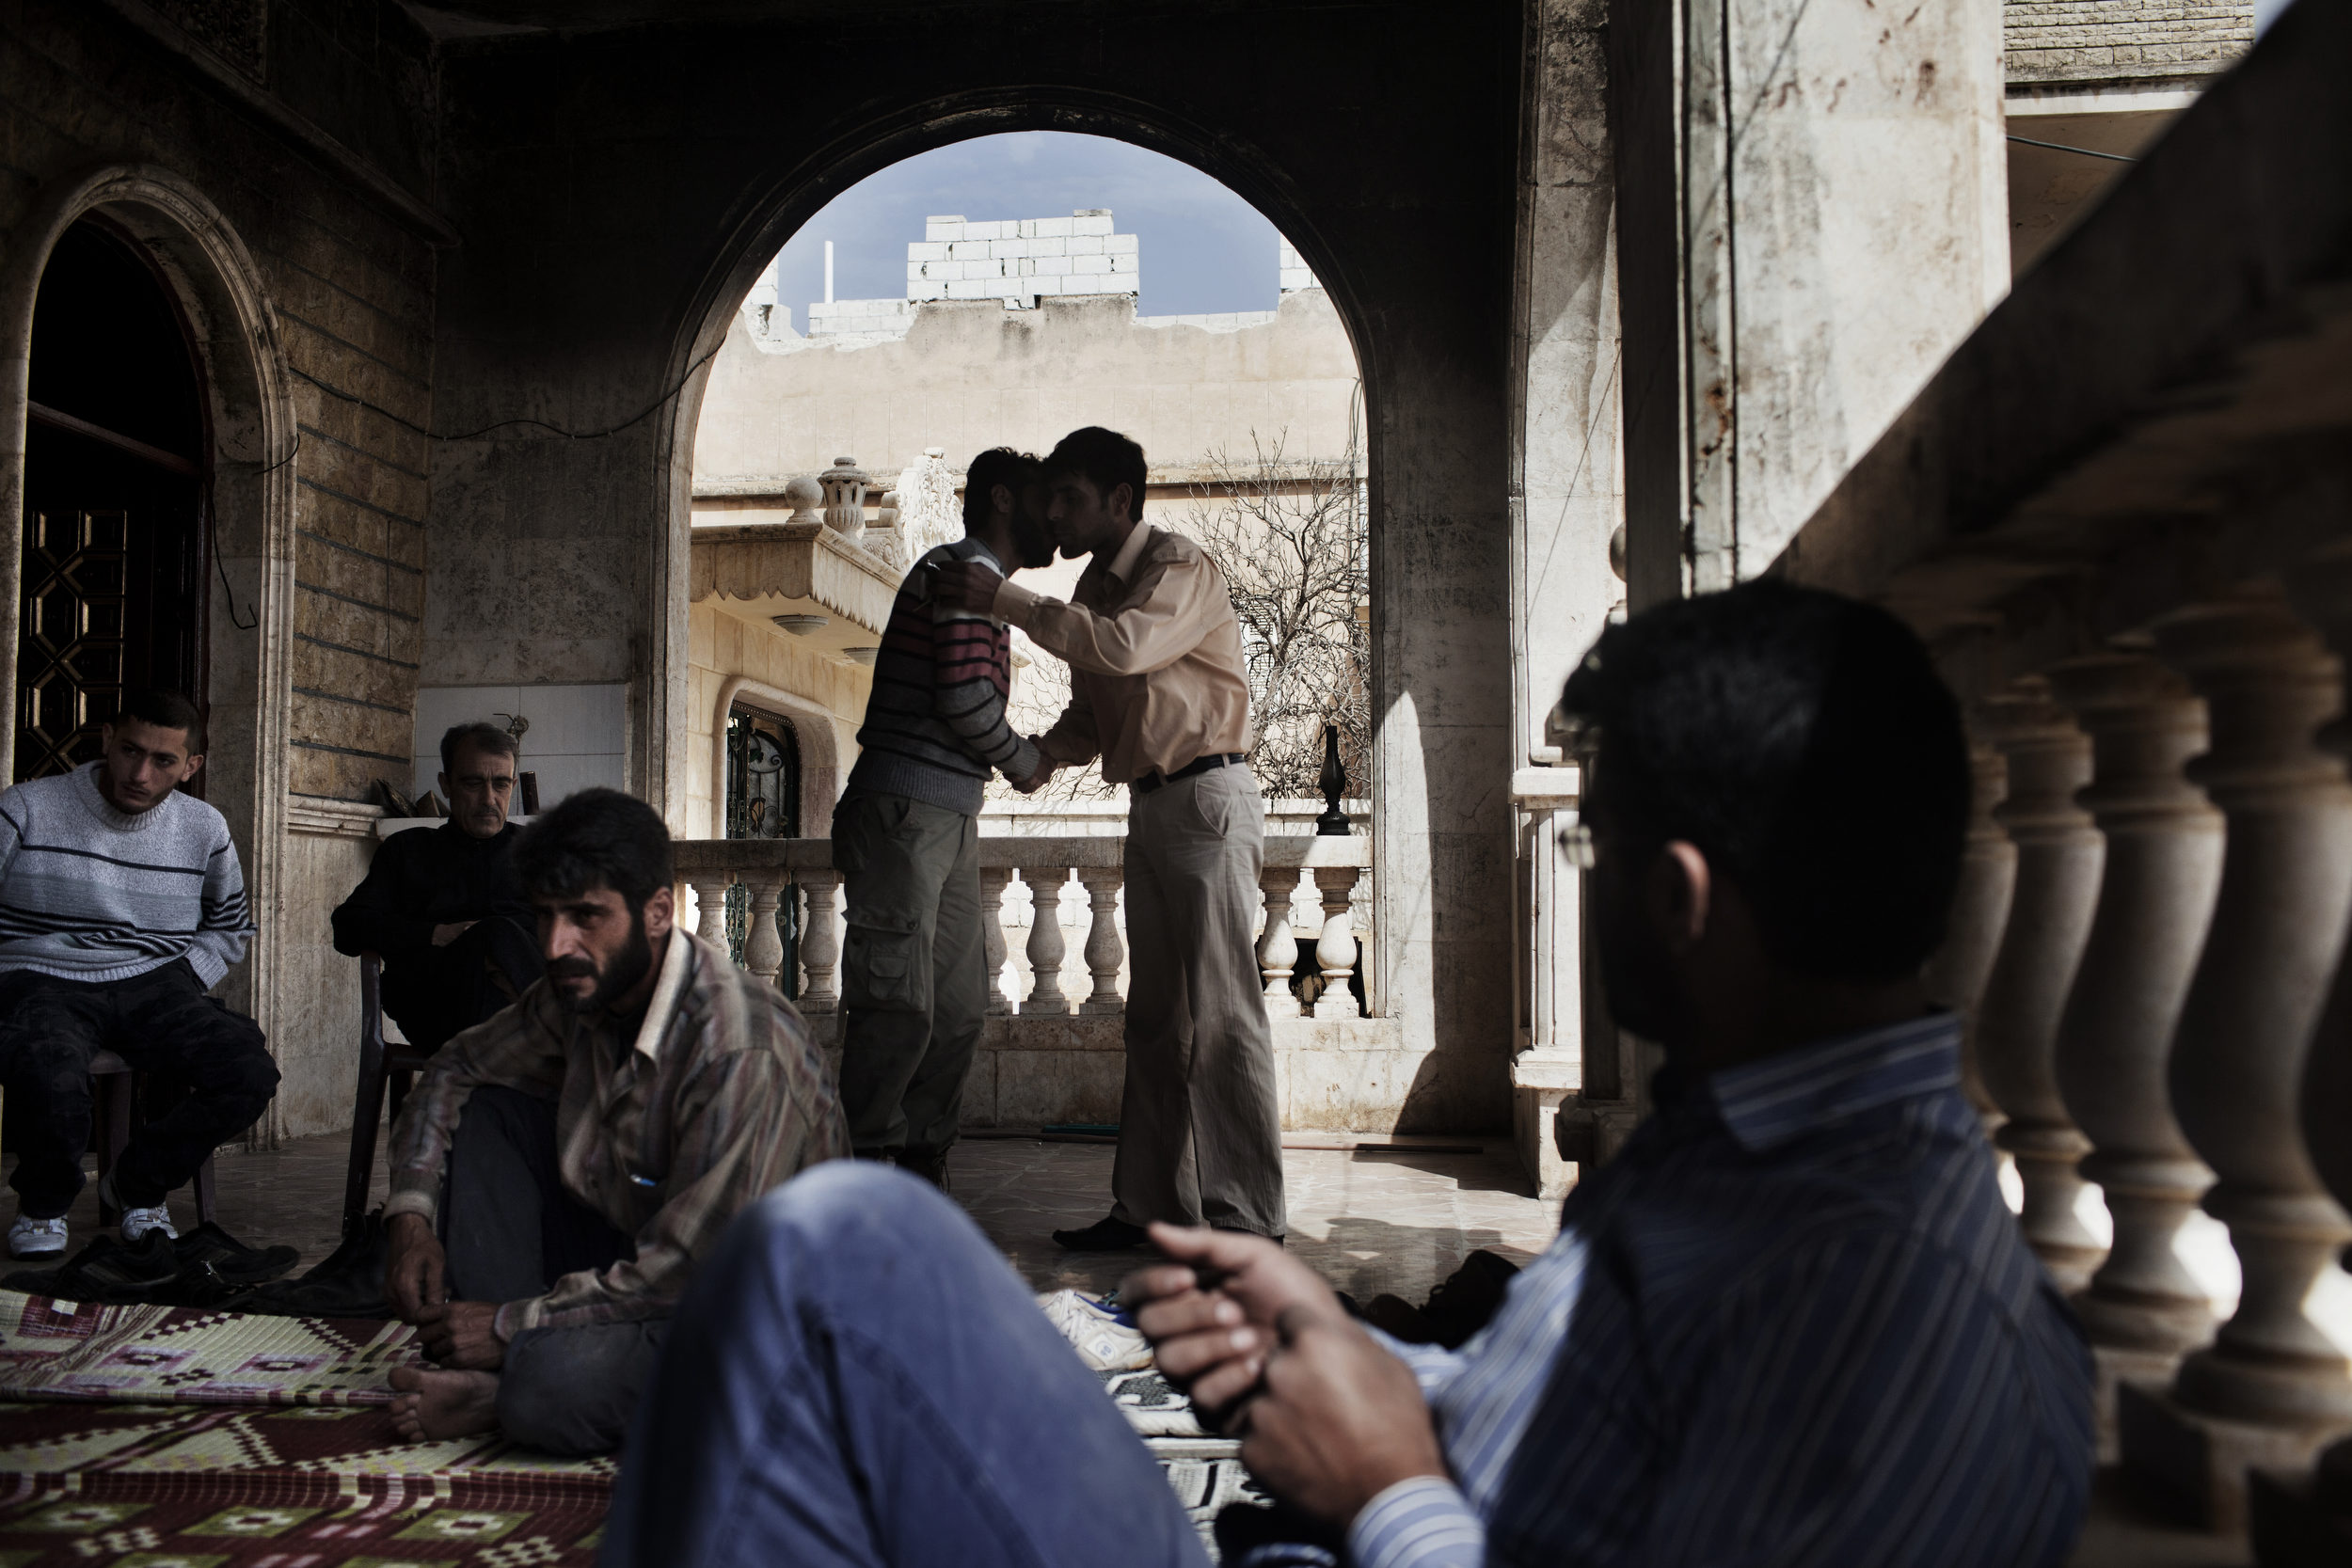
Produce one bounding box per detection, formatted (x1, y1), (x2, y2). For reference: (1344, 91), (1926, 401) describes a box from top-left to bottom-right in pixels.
(2006, 0), (2254, 87)
(694, 288), (1359, 493)
(1, 1), (445, 1142)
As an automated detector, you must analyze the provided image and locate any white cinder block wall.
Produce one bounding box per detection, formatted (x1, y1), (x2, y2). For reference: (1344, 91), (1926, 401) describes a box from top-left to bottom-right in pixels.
(411, 684), (628, 809)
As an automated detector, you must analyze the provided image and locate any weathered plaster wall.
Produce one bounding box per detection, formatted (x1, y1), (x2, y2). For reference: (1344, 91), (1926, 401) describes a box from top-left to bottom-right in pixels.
(694, 288), (1359, 486)
(1613, 0), (2011, 599)
(1, 0), (443, 1143)
(426, 0), (1526, 1131)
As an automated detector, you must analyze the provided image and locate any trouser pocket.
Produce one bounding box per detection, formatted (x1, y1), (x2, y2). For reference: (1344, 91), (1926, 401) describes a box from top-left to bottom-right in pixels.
(844, 923), (925, 1011)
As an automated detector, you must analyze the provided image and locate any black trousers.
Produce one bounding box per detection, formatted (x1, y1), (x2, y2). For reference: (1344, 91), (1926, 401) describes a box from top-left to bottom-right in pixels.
(383, 914), (541, 1053)
(443, 1085), (666, 1456)
(0, 961), (278, 1217)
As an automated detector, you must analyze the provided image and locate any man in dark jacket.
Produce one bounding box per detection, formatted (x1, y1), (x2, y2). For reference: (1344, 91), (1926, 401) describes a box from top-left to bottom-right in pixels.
(333, 722), (543, 1053)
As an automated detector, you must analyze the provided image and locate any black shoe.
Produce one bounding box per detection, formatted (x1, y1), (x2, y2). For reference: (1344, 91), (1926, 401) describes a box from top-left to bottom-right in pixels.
(897, 1147), (951, 1194)
(1052, 1214), (1151, 1251)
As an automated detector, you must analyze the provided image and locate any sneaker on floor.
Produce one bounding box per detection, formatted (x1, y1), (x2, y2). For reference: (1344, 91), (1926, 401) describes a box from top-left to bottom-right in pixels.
(8, 1214), (68, 1259)
(1037, 1289), (1154, 1370)
(98, 1173), (179, 1243)
(1051, 1214), (1151, 1252)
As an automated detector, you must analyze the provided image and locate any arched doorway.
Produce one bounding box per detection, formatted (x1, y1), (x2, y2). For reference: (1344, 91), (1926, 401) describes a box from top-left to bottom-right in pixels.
(15, 218), (209, 782)
(723, 699), (803, 983)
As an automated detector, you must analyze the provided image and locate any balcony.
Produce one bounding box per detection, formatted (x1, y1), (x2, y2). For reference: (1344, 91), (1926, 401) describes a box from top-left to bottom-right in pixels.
(673, 832), (1403, 1130)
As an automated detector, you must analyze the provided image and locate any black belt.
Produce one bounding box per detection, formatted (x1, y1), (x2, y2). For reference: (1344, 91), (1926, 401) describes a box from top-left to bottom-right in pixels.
(1132, 752), (1248, 796)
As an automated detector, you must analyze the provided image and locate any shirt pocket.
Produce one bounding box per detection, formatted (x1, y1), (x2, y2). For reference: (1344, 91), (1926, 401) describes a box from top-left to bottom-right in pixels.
(844, 916), (923, 1010)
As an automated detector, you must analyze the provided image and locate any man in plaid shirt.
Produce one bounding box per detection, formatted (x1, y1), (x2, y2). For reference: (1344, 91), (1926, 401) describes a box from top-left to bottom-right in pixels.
(382, 788), (847, 1454)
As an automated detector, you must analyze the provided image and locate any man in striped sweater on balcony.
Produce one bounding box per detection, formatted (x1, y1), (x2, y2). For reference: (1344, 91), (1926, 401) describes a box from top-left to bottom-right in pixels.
(833, 447), (1057, 1189)
(0, 690), (277, 1259)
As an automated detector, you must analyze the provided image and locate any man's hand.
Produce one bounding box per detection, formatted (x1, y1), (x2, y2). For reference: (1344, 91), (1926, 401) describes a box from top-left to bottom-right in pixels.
(1123, 1224), (1338, 1416)
(931, 559), (1004, 614)
(1235, 1307), (1450, 1528)
(1010, 756), (1058, 795)
(385, 1212), (448, 1323)
(430, 920), (478, 947)
(415, 1299), (507, 1370)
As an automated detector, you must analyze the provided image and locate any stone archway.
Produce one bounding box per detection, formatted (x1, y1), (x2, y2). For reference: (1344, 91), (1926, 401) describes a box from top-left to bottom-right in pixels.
(0, 163), (299, 1094)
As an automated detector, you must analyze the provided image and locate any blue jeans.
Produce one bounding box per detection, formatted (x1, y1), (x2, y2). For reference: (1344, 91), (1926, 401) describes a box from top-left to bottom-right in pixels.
(598, 1163), (1211, 1568)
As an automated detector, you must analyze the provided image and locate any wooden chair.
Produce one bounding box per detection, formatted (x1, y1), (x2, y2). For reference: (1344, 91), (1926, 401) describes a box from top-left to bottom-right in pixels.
(89, 1051), (218, 1228)
(342, 954), (434, 1238)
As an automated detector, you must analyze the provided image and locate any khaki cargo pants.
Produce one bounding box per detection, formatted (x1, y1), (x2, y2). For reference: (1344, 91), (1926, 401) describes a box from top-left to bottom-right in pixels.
(834, 792), (986, 1162)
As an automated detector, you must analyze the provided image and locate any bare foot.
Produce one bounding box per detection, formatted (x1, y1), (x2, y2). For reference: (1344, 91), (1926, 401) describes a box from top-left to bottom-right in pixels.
(389, 1364), (501, 1441)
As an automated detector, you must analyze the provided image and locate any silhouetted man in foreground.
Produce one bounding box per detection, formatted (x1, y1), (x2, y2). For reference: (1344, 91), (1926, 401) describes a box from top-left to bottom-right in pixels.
(597, 581), (2094, 1568)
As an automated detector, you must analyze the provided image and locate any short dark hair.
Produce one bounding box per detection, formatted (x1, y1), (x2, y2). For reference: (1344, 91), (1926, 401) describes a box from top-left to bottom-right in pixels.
(1557, 579), (1969, 981)
(510, 787), (675, 910)
(961, 447), (1041, 532)
(440, 721), (519, 777)
(1043, 426), (1148, 523)
(112, 690), (203, 752)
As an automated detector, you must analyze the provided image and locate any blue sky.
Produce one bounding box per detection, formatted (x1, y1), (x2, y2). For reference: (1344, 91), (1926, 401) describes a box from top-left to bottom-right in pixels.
(767, 132), (1285, 325)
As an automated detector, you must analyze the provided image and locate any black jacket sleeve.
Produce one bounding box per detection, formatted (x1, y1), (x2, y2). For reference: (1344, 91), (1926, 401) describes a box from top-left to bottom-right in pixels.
(330, 833), (434, 958)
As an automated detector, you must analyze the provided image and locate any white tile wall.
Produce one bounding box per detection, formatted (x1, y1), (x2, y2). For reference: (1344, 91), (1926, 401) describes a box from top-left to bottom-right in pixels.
(899, 209), (1141, 308)
(412, 684), (627, 808)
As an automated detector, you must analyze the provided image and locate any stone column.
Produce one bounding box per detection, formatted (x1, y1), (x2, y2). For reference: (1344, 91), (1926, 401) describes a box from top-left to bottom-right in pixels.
(1974, 681), (2106, 1291)
(1078, 866), (1124, 1015)
(979, 867), (1014, 1017)
(1921, 743), (2016, 1126)
(1022, 866), (1071, 1017)
(2252, 555), (2352, 1547)
(2046, 655), (2223, 1390)
(2121, 596), (2352, 1530)
(1259, 864), (1302, 1014)
(740, 871), (787, 990)
(794, 870), (840, 1014)
(1311, 866), (1362, 1022)
(690, 874), (732, 951)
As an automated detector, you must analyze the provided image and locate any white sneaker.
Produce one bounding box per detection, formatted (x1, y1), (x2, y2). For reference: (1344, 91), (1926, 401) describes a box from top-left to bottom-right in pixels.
(1037, 1289), (1154, 1371)
(97, 1174), (177, 1243)
(8, 1214), (68, 1259)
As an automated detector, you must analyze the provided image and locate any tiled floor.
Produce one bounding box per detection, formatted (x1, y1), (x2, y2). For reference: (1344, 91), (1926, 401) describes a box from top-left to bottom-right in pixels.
(0, 1132), (2267, 1564)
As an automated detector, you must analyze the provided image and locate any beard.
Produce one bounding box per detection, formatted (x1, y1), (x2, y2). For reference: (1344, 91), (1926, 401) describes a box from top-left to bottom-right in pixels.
(1011, 510), (1057, 570)
(1592, 868), (1680, 1046)
(547, 910), (656, 1016)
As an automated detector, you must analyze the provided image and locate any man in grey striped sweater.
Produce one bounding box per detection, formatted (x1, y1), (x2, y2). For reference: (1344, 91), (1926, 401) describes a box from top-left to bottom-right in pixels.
(834, 447), (1056, 1188)
(0, 690), (276, 1259)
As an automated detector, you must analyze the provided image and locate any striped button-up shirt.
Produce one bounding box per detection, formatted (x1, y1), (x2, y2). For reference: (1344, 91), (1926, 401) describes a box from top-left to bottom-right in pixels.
(385, 927), (850, 1338)
(1344, 1014), (2093, 1568)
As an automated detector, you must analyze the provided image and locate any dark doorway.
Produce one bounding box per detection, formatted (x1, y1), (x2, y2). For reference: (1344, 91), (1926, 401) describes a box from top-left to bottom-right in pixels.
(723, 703), (803, 987)
(15, 219), (208, 784)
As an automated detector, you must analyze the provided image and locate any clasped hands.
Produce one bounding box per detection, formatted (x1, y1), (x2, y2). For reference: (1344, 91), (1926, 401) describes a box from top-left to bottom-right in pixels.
(384, 1211), (507, 1370)
(1122, 1226), (1450, 1530)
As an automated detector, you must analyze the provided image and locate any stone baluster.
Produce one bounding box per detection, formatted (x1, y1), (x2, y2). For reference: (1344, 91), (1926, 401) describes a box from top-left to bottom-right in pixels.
(2119, 595), (2352, 1528)
(1078, 867), (1124, 1013)
(2046, 655), (2224, 1386)
(795, 868), (841, 1013)
(1022, 866), (1071, 1016)
(1259, 865), (1304, 1014)
(1920, 744), (2015, 1125)
(690, 873), (733, 950)
(740, 871), (787, 989)
(1311, 866), (1361, 1021)
(979, 867), (1015, 1016)
(1974, 682), (2107, 1291)
(2272, 547), (2352, 1557)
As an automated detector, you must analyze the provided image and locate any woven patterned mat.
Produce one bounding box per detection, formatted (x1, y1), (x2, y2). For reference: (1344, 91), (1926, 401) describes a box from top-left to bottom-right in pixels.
(0, 1294), (417, 1407)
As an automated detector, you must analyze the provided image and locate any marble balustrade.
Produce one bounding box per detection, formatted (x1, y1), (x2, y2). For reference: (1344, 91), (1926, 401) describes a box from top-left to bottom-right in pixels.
(671, 832), (1398, 1132)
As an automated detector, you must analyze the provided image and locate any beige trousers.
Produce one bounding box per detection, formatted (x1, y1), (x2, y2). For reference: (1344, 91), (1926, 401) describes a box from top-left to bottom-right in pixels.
(1110, 765), (1286, 1237)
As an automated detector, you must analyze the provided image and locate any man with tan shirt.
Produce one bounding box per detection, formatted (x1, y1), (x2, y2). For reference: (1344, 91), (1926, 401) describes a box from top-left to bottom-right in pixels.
(935, 425), (1284, 1249)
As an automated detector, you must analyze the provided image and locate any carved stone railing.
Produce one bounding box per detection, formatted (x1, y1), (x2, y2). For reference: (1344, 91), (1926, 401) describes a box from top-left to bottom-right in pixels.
(674, 833), (1369, 1019)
